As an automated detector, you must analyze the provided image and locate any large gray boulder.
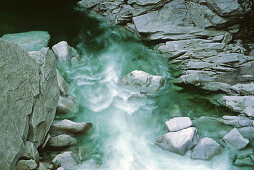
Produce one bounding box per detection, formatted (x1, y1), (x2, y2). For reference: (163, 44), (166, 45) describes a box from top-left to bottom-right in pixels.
(1, 31), (50, 51)
(52, 151), (79, 170)
(0, 39), (59, 170)
(47, 134), (77, 148)
(155, 127), (199, 155)
(121, 70), (165, 94)
(238, 127), (254, 139)
(165, 117), (192, 132)
(223, 128), (249, 149)
(49, 119), (92, 136)
(0, 39), (39, 170)
(27, 48), (59, 147)
(222, 116), (253, 128)
(191, 137), (221, 160)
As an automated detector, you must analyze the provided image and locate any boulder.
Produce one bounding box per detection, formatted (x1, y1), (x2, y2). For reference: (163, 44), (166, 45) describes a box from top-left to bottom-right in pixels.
(57, 95), (75, 115)
(38, 162), (53, 170)
(1, 31), (50, 51)
(16, 159), (37, 170)
(56, 69), (69, 96)
(47, 134), (77, 148)
(121, 70), (165, 94)
(27, 48), (59, 147)
(22, 141), (39, 163)
(222, 116), (253, 128)
(223, 128), (249, 149)
(238, 127), (254, 139)
(155, 127), (199, 155)
(165, 117), (192, 132)
(49, 119), (92, 136)
(52, 151), (79, 170)
(191, 137), (221, 160)
(0, 39), (39, 170)
(52, 41), (72, 63)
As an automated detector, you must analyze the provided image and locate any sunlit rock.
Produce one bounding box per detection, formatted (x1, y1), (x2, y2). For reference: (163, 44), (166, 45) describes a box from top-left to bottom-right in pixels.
(49, 119), (92, 136)
(47, 134), (77, 148)
(191, 137), (221, 160)
(16, 159), (37, 170)
(52, 41), (72, 63)
(223, 128), (249, 149)
(165, 117), (192, 132)
(56, 69), (69, 96)
(52, 151), (79, 170)
(121, 70), (165, 94)
(1, 31), (50, 51)
(57, 95), (75, 115)
(156, 127), (199, 155)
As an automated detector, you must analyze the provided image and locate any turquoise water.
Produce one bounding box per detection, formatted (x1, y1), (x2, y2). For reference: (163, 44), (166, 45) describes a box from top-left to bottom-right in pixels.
(56, 11), (238, 170)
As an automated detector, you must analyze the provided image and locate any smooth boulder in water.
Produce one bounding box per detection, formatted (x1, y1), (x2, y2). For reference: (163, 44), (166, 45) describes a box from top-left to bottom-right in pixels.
(165, 117), (192, 132)
(121, 70), (165, 94)
(223, 128), (249, 149)
(47, 134), (77, 148)
(155, 127), (199, 155)
(1, 31), (50, 51)
(52, 151), (79, 170)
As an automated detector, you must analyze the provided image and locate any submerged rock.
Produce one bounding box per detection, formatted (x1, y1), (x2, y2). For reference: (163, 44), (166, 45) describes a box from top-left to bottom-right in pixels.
(52, 151), (79, 170)
(223, 128), (249, 149)
(165, 117), (192, 132)
(47, 134), (77, 148)
(17, 159), (37, 170)
(121, 70), (165, 94)
(191, 137), (221, 160)
(49, 119), (92, 136)
(156, 127), (199, 155)
(234, 148), (254, 167)
(1, 31), (50, 51)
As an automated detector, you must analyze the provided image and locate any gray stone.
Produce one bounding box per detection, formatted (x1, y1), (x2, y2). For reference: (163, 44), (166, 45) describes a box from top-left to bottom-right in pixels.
(155, 127), (199, 155)
(49, 119), (92, 136)
(17, 159), (37, 170)
(238, 127), (254, 139)
(212, 35), (224, 42)
(223, 128), (249, 149)
(191, 137), (221, 160)
(57, 167), (65, 170)
(232, 83), (254, 96)
(27, 48), (59, 147)
(52, 151), (79, 170)
(57, 95), (75, 115)
(222, 116), (253, 128)
(121, 70), (165, 94)
(1, 31), (50, 51)
(165, 117), (192, 132)
(0, 39), (39, 170)
(47, 134), (77, 148)
(222, 33), (232, 44)
(56, 69), (69, 96)
(39, 162), (53, 170)
(22, 141), (39, 163)
(52, 41), (72, 63)
(234, 148), (254, 167)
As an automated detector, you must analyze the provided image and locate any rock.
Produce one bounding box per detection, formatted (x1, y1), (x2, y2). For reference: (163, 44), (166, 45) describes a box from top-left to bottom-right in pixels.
(121, 70), (165, 94)
(27, 48), (59, 147)
(155, 127), (199, 155)
(22, 141), (39, 163)
(222, 32), (232, 44)
(17, 159), (37, 170)
(52, 41), (72, 63)
(221, 96), (254, 117)
(57, 167), (65, 170)
(39, 162), (53, 170)
(238, 127), (254, 139)
(57, 95), (75, 115)
(234, 148), (254, 167)
(52, 151), (79, 170)
(222, 116), (253, 128)
(56, 69), (69, 96)
(47, 134), (77, 148)
(212, 35), (224, 42)
(0, 39), (39, 170)
(49, 119), (92, 136)
(191, 137), (221, 160)
(223, 128), (249, 149)
(1, 31), (50, 51)
(165, 117), (192, 132)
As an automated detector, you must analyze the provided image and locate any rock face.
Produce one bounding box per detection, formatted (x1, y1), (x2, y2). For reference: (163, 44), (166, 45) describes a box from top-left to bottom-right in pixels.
(156, 127), (199, 155)
(121, 70), (165, 94)
(191, 137), (221, 160)
(0, 39), (59, 170)
(165, 117), (192, 132)
(52, 151), (79, 170)
(49, 119), (92, 136)
(1, 31), (50, 51)
(223, 128), (249, 149)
